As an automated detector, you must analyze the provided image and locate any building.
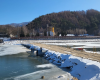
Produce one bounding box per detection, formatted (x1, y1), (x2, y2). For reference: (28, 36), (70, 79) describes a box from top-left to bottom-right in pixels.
(66, 34), (75, 36)
(47, 24), (55, 36)
(10, 34), (15, 37)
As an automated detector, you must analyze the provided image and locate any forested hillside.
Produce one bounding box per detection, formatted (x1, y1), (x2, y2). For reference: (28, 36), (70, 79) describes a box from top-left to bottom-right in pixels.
(26, 9), (100, 36)
(1, 9), (100, 37)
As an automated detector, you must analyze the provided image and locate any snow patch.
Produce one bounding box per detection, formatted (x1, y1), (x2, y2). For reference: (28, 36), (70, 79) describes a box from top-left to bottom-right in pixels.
(36, 64), (54, 68)
(28, 44), (100, 80)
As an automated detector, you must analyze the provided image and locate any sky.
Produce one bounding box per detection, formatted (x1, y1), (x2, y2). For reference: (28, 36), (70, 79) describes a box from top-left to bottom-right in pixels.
(0, 0), (100, 25)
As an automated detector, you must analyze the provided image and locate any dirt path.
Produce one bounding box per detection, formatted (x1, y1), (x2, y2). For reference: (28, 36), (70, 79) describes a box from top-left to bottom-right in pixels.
(31, 42), (100, 62)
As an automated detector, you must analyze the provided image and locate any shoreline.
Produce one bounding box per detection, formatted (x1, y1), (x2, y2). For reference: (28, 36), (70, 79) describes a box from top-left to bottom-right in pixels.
(31, 42), (100, 62)
(2, 40), (100, 80)
(0, 41), (74, 80)
(27, 41), (100, 80)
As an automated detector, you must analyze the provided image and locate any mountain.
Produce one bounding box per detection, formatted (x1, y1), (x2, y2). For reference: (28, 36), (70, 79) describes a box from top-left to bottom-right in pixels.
(26, 9), (100, 36)
(8, 22), (29, 27)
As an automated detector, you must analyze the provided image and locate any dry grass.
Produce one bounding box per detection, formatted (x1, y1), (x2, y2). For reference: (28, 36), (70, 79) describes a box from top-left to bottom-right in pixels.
(32, 42), (100, 62)
(72, 77), (78, 80)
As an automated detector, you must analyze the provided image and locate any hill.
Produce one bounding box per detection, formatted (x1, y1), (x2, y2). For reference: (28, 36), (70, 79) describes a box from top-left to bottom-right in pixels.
(0, 22), (30, 36)
(8, 22), (29, 27)
(26, 9), (100, 36)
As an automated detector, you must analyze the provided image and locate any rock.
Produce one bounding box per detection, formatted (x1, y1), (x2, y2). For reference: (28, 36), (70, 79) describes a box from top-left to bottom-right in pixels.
(72, 77), (78, 80)
(41, 76), (45, 79)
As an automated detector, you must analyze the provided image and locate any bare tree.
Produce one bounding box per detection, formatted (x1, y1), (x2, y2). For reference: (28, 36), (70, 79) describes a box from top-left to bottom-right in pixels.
(22, 26), (29, 37)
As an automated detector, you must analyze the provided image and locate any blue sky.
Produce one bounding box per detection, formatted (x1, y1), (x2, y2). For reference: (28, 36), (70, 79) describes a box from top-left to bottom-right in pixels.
(0, 0), (100, 25)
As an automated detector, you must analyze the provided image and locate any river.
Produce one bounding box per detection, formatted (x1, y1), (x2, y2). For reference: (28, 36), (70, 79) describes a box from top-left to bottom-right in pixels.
(0, 43), (72, 80)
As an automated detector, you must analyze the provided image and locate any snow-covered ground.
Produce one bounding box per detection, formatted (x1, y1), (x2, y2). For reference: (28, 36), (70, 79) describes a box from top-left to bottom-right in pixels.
(30, 42), (100, 80)
(37, 40), (100, 54)
(4, 40), (22, 45)
(28, 39), (100, 43)
(1, 40), (73, 80)
(27, 39), (100, 49)
(2, 40), (100, 80)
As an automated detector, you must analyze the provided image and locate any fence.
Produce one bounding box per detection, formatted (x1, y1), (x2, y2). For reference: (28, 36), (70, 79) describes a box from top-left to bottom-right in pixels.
(11, 36), (100, 40)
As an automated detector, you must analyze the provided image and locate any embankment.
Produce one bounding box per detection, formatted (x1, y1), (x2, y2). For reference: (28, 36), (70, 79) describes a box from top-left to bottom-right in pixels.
(31, 42), (100, 62)
(28, 42), (100, 80)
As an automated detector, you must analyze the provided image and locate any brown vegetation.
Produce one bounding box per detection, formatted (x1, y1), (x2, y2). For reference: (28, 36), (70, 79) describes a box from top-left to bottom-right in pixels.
(27, 9), (100, 36)
(31, 42), (100, 62)
(1, 9), (100, 37)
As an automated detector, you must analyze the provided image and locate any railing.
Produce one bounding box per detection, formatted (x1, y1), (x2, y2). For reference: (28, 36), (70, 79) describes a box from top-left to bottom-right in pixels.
(11, 36), (100, 40)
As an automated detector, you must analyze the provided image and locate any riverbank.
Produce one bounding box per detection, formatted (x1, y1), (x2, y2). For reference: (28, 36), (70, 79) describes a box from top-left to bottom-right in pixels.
(31, 42), (100, 62)
(2, 40), (100, 80)
(0, 40), (73, 80)
(27, 41), (100, 80)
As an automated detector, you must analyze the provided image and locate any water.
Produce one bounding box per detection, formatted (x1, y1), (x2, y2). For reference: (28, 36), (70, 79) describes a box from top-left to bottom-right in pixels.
(0, 44), (72, 80)
(85, 48), (100, 52)
(59, 44), (100, 52)
(0, 44), (49, 80)
(0, 52), (50, 80)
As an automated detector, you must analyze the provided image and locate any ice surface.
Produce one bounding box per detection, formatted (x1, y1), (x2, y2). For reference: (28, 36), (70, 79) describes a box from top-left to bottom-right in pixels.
(3, 40), (100, 80)
(36, 64), (54, 68)
(0, 40), (30, 56)
(14, 64), (73, 80)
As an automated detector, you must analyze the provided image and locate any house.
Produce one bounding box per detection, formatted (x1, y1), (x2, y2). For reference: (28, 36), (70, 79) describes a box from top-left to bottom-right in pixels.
(47, 25), (55, 36)
(10, 34), (15, 37)
(66, 34), (75, 36)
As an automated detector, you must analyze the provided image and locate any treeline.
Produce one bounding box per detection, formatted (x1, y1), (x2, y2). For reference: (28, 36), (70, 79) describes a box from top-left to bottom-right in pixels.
(1, 9), (100, 37)
(0, 24), (42, 37)
(26, 9), (100, 36)
(0, 25), (30, 37)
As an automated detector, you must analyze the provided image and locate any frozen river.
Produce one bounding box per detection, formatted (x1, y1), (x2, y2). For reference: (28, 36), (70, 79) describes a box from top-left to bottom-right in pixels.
(0, 43), (72, 80)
